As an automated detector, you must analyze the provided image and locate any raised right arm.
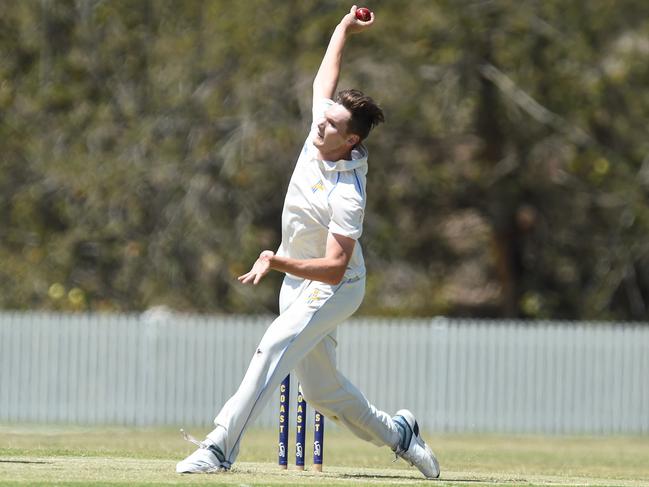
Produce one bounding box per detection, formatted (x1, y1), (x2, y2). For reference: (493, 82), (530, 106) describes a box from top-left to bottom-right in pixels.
(312, 5), (374, 105)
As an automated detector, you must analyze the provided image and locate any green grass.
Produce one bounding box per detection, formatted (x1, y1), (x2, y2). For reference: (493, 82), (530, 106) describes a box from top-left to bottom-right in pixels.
(1, 425), (649, 486)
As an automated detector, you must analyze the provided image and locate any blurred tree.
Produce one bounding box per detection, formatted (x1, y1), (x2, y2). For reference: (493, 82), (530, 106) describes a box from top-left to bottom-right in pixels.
(1, 0), (648, 319)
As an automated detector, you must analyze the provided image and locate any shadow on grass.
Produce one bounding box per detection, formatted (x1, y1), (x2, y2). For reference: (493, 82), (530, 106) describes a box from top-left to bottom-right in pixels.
(0, 459), (52, 465)
(339, 472), (528, 484)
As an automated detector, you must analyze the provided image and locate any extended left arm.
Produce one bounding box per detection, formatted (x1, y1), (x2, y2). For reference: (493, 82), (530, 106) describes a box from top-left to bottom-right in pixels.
(238, 233), (355, 286)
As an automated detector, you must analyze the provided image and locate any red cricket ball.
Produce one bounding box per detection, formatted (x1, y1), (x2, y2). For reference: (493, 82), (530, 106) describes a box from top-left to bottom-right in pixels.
(355, 7), (372, 22)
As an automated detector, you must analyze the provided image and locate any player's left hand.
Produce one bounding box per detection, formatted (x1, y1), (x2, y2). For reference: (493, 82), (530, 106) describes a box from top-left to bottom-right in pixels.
(238, 250), (275, 285)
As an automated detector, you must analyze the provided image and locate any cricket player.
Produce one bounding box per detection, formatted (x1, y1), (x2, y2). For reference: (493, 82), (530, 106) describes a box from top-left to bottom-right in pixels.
(176, 6), (440, 479)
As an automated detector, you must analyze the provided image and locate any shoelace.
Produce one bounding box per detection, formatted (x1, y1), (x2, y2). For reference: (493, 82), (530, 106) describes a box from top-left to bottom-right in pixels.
(180, 428), (230, 469)
(180, 428), (204, 448)
(393, 449), (414, 466)
(393, 443), (415, 466)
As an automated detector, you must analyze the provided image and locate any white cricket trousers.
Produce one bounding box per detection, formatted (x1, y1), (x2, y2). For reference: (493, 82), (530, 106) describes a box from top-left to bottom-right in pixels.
(207, 274), (400, 465)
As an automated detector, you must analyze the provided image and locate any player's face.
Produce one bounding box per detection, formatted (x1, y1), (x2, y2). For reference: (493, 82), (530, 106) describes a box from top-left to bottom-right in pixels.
(313, 104), (358, 156)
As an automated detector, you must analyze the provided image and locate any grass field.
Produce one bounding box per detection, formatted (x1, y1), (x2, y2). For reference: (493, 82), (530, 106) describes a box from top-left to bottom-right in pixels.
(1, 425), (648, 487)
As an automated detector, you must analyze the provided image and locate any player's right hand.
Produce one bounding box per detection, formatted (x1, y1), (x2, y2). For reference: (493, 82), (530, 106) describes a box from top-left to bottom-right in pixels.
(238, 250), (275, 285)
(340, 5), (374, 34)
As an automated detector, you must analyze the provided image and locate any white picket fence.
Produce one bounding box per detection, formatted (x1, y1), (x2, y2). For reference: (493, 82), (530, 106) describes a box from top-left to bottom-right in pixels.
(1, 311), (648, 434)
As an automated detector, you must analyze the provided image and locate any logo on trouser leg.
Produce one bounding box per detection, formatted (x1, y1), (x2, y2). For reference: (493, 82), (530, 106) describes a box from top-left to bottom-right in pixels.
(307, 289), (326, 304)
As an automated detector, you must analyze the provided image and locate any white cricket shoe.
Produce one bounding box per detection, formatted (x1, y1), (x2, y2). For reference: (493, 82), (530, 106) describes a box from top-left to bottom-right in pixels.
(176, 429), (230, 473)
(392, 409), (440, 479)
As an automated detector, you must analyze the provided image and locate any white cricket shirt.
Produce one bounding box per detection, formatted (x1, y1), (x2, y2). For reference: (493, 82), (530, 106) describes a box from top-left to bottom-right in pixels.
(277, 98), (367, 281)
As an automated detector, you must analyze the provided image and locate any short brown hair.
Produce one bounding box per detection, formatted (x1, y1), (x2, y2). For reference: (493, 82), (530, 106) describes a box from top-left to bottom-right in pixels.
(336, 89), (385, 141)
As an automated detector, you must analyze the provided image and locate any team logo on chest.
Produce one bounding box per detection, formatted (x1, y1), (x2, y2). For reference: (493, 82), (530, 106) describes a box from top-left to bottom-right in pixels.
(311, 178), (325, 193)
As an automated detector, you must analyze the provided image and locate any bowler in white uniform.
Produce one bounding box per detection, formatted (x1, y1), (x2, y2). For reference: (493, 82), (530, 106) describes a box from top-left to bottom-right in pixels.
(176, 6), (440, 479)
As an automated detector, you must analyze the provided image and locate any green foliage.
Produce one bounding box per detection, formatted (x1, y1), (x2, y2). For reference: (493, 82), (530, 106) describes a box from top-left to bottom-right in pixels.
(1, 1), (648, 318)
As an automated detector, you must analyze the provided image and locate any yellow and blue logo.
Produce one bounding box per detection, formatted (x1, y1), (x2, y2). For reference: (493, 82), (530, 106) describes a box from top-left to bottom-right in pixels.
(307, 288), (325, 304)
(311, 179), (325, 193)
